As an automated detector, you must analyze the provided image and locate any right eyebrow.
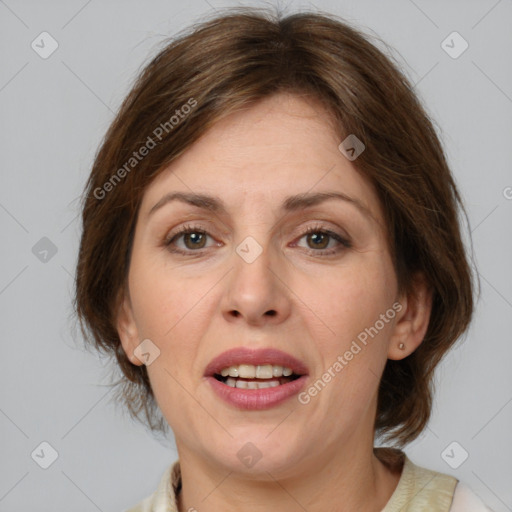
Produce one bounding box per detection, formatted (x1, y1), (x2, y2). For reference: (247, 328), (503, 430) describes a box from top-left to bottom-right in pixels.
(148, 192), (224, 217)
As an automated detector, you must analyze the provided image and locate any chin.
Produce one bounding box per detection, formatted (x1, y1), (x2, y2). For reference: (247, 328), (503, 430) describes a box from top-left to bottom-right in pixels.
(203, 429), (308, 477)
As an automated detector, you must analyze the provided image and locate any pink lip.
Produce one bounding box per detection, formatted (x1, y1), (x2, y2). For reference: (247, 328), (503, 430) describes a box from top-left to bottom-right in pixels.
(204, 347), (309, 376)
(204, 347), (309, 410)
(206, 375), (308, 410)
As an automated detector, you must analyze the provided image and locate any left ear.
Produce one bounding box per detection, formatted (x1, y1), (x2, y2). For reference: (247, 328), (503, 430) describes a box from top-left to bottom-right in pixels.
(388, 272), (433, 360)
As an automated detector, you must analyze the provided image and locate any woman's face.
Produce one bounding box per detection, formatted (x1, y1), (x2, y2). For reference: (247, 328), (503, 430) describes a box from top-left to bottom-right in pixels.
(118, 92), (412, 477)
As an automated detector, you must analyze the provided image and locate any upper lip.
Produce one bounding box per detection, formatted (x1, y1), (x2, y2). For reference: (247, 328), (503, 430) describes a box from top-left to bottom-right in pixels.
(204, 347), (309, 377)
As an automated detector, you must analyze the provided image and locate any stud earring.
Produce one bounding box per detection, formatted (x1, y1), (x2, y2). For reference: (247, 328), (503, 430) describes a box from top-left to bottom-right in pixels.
(398, 342), (405, 350)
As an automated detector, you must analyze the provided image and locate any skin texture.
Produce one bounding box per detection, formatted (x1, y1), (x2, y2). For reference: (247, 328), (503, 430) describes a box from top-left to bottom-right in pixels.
(116, 92), (432, 512)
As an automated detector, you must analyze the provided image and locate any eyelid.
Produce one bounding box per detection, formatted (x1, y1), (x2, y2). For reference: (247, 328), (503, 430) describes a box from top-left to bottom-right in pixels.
(164, 223), (219, 247)
(291, 223), (352, 255)
(164, 220), (351, 257)
(289, 219), (350, 240)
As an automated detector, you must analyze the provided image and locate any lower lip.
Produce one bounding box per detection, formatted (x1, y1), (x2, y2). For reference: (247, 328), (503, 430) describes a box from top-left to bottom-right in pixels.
(206, 375), (308, 410)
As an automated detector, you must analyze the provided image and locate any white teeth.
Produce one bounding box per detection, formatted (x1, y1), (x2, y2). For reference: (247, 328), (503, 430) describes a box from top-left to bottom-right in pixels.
(221, 366), (240, 377)
(258, 380), (280, 389)
(238, 364), (256, 378)
(218, 364), (294, 378)
(227, 366), (239, 377)
(272, 365), (283, 377)
(224, 378), (281, 389)
(256, 365), (273, 379)
(218, 363), (297, 390)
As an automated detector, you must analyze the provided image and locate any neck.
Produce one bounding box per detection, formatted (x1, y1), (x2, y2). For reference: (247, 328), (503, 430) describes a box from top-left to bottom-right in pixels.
(176, 437), (402, 512)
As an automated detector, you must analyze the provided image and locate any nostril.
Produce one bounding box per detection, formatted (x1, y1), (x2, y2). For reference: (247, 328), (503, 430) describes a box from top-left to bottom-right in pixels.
(265, 310), (277, 317)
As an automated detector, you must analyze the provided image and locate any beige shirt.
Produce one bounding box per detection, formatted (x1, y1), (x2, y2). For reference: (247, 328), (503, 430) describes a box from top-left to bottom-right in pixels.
(126, 449), (492, 512)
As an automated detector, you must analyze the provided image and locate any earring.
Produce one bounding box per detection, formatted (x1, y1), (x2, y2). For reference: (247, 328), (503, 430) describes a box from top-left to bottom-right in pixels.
(398, 342), (405, 350)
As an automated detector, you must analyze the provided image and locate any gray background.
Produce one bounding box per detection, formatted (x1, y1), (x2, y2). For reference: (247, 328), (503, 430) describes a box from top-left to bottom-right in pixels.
(1, 0), (511, 510)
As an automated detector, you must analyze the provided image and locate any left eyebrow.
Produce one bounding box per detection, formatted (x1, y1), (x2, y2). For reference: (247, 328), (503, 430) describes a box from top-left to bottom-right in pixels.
(282, 191), (374, 221)
(147, 191), (375, 222)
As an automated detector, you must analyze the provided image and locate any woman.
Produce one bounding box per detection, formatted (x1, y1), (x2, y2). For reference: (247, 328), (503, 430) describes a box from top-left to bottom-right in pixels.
(74, 7), (492, 511)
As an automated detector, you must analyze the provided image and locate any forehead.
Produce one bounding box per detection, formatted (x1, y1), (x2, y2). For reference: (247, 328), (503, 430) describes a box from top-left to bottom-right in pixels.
(140, 93), (383, 223)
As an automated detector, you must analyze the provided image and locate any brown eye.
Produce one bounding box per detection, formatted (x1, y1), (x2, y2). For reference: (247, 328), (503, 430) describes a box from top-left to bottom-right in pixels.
(165, 224), (214, 254)
(294, 226), (351, 256)
(182, 231), (207, 249)
(306, 232), (330, 250)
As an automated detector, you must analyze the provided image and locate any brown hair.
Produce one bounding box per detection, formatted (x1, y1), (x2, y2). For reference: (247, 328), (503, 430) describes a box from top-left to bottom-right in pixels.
(74, 6), (475, 445)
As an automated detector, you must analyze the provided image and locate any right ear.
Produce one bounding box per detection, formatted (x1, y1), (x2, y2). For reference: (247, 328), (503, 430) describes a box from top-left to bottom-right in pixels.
(115, 290), (143, 366)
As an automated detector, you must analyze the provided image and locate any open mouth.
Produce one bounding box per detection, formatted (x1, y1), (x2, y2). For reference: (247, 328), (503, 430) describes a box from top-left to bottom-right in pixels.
(205, 348), (309, 409)
(213, 364), (302, 389)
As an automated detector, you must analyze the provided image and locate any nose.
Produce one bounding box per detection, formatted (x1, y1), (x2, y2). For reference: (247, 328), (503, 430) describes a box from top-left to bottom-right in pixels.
(221, 240), (292, 327)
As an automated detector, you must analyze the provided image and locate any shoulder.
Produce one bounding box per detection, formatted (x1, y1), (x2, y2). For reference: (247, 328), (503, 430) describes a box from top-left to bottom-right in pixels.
(450, 482), (494, 511)
(376, 448), (493, 512)
(124, 462), (180, 512)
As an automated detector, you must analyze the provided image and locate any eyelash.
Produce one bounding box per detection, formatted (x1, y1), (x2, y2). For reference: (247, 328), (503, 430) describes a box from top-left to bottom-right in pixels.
(164, 223), (351, 257)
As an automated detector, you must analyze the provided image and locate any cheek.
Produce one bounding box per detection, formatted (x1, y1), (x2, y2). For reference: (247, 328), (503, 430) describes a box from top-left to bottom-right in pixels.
(303, 255), (397, 346)
(128, 248), (204, 338)
(299, 265), (397, 418)
(127, 259), (215, 424)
